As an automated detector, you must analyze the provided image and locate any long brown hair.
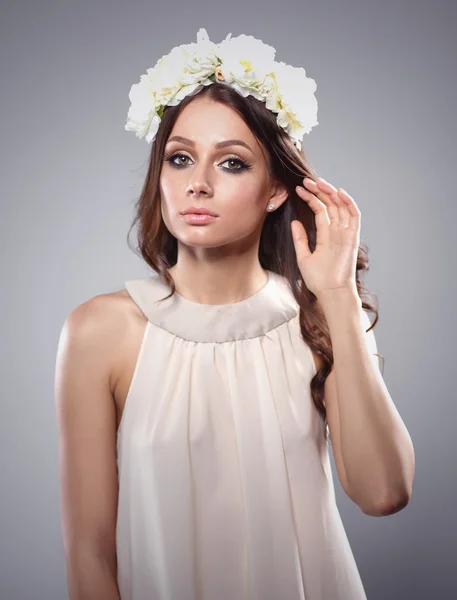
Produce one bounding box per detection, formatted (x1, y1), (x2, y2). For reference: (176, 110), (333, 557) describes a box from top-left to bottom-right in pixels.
(126, 82), (384, 442)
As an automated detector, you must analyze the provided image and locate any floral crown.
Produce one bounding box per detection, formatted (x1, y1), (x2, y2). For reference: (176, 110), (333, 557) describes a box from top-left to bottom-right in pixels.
(125, 28), (319, 152)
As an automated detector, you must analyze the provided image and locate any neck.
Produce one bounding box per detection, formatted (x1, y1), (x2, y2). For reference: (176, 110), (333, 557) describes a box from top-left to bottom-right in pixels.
(167, 261), (268, 305)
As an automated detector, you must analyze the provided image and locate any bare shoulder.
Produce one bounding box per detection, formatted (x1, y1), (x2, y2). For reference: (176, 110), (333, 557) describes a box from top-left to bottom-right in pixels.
(65, 287), (134, 343)
(62, 287), (146, 392)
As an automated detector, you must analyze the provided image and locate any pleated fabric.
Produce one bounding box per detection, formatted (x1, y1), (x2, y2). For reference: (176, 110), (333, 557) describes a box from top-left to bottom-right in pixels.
(115, 269), (367, 600)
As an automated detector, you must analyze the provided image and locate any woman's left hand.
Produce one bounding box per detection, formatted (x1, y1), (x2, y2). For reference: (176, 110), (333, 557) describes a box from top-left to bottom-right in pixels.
(291, 176), (361, 300)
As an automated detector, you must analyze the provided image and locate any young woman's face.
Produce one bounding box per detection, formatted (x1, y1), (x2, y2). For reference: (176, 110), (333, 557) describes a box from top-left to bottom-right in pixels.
(160, 96), (282, 249)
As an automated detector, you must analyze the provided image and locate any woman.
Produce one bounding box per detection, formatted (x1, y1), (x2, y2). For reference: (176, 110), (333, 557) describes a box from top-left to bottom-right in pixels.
(55, 29), (415, 600)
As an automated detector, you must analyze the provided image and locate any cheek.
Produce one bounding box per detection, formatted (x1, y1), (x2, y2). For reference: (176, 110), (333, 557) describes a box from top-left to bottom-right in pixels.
(159, 179), (183, 220)
(223, 178), (264, 208)
(159, 176), (175, 201)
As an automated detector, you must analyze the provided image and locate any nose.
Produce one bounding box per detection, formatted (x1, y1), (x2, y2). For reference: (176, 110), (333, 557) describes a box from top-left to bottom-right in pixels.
(186, 168), (213, 197)
(186, 182), (213, 197)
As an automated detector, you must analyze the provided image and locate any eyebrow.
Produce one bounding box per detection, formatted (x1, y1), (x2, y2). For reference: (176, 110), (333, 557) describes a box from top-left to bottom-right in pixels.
(166, 135), (253, 153)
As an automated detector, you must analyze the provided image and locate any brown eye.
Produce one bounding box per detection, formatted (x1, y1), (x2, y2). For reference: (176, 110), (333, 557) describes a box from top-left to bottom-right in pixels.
(221, 158), (244, 171)
(165, 153), (190, 166)
(164, 152), (252, 174)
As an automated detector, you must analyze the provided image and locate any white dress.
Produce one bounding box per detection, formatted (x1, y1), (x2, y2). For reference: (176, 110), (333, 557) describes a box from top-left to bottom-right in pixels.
(115, 269), (367, 600)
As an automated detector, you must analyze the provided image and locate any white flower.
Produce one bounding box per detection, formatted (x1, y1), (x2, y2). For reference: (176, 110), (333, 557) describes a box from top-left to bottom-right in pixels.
(217, 33), (276, 101)
(273, 61), (319, 136)
(182, 28), (220, 78)
(124, 75), (158, 141)
(258, 72), (282, 113)
(125, 28), (319, 148)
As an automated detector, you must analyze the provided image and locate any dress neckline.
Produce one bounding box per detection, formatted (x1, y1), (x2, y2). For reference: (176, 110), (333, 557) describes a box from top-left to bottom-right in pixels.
(124, 269), (299, 343)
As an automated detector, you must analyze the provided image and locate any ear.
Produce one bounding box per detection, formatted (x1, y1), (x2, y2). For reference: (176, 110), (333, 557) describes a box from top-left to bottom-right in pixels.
(269, 181), (289, 209)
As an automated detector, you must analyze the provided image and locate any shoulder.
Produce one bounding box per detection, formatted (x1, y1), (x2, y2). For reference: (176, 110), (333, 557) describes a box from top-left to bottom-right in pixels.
(60, 287), (146, 391)
(67, 285), (146, 326)
(64, 288), (133, 335)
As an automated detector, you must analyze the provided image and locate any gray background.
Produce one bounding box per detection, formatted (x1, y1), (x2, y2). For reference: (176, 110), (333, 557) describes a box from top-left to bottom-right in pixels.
(1, 0), (455, 598)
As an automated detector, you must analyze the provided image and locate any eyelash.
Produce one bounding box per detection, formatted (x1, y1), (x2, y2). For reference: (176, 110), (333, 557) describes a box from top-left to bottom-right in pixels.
(163, 152), (252, 174)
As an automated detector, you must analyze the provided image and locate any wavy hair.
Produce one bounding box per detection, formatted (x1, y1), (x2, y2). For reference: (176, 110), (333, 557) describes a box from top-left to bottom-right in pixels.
(126, 82), (384, 443)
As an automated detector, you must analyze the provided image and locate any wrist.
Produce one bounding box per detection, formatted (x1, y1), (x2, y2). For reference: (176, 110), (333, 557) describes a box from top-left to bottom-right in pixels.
(316, 286), (362, 310)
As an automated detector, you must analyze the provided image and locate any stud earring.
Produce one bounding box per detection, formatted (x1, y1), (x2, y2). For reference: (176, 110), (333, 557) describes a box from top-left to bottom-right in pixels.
(268, 204), (275, 211)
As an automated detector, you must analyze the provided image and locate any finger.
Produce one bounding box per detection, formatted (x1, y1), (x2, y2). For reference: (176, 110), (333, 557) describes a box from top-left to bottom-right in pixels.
(315, 178), (350, 227)
(291, 220), (312, 259)
(303, 178), (339, 224)
(295, 186), (330, 247)
(295, 186), (330, 225)
(337, 188), (361, 231)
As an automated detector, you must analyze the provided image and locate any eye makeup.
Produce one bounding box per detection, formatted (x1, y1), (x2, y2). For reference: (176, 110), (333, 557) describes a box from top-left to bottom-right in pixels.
(163, 152), (253, 174)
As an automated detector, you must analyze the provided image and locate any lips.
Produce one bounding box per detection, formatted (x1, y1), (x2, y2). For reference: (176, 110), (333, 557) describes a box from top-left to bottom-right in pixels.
(181, 206), (219, 217)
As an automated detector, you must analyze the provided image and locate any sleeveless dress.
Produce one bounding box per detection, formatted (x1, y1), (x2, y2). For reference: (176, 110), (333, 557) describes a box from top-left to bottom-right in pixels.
(115, 269), (367, 600)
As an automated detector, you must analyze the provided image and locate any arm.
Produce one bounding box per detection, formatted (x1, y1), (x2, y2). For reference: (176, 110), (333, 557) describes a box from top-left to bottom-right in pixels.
(54, 296), (122, 599)
(318, 287), (415, 517)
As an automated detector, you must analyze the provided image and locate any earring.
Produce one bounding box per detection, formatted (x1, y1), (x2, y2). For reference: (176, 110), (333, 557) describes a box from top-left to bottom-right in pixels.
(268, 204), (275, 211)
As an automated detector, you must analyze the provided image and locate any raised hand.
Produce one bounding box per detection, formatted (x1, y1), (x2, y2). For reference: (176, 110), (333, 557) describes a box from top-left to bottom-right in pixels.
(291, 176), (361, 299)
